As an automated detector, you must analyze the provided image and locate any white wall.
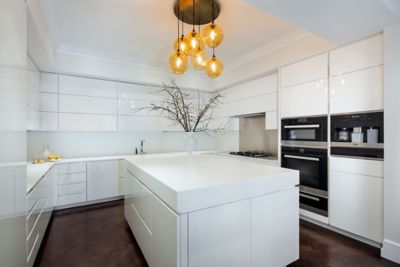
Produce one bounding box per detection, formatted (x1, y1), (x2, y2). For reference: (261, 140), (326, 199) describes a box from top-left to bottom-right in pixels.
(382, 23), (400, 264)
(27, 131), (216, 160)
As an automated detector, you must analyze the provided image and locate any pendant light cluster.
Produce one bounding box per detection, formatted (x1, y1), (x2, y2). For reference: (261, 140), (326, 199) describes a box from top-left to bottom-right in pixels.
(169, 0), (224, 78)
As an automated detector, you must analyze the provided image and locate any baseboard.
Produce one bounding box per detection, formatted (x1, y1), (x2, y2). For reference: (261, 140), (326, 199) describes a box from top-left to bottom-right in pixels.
(55, 196), (124, 210)
(381, 239), (400, 264)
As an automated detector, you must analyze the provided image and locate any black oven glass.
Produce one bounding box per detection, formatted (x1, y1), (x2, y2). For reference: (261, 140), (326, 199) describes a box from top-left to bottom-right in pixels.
(287, 129), (316, 140)
(285, 157), (320, 188)
(281, 147), (328, 191)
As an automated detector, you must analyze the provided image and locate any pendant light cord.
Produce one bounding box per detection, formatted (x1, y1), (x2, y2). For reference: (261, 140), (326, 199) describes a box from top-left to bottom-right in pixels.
(177, 1), (180, 51)
(212, 0), (215, 24)
(192, 0), (195, 31)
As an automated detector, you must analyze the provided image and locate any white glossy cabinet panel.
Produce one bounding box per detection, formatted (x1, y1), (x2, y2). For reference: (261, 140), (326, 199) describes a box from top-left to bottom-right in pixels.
(118, 83), (163, 102)
(40, 73), (58, 93)
(39, 112), (58, 131)
(330, 66), (383, 114)
(57, 162), (86, 174)
(188, 200), (251, 267)
(222, 74), (277, 103)
(57, 193), (87, 206)
(281, 54), (328, 88)
(265, 111), (278, 130)
(59, 75), (118, 98)
(118, 115), (179, 132)
(330, 35), (382, 76)
(40, 93), (58, 112)
(152, 195), (180, 267)
(330, 157), (383, 243)
(0, 167), (14, 215)
(59, 113), (117, 131)
(125, 170), (152, 231)
(87, 161), (119, 201)
(281, 79), (328, 118)
(59, 95), (118, 115)
(252, 188), (299, 267)
(217, 92), (277, 117)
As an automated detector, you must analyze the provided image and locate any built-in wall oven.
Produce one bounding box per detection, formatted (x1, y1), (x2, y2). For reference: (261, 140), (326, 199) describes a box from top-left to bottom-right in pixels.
(281, 146), (328, 216)
(281, 116), (328, 147)
(281, 116), (328, 217)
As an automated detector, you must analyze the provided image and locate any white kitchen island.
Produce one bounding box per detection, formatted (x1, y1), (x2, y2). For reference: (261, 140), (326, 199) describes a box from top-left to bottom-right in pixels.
(124, 152), (299, 267)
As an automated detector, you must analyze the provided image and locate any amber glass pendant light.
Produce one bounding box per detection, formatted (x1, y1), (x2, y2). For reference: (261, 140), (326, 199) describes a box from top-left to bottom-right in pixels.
(187, 0), (204, 56)
(173, 16), (190, 55)
(202, 0), (223, 48)
(192, 24), (208, 70)
(169, 2), (189, 74)
(205, 47), (223, 78)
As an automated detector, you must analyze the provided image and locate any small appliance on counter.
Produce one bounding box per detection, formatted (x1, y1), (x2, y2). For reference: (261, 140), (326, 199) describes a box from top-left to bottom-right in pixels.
(229, 151), (276, 159)
(331, 112), (384, 159)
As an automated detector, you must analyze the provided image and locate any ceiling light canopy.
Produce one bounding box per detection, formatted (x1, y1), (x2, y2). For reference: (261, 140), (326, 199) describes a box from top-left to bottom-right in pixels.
(169, 0), (224, 78)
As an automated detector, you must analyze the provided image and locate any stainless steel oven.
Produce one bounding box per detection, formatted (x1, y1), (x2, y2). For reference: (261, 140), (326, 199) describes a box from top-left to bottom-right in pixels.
(281, 146), (328, 216)
(281, 116), (328, 148)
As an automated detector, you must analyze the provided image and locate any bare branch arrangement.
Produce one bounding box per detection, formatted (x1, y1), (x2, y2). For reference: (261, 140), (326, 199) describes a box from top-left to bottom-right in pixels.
(145, 79), (224, 132)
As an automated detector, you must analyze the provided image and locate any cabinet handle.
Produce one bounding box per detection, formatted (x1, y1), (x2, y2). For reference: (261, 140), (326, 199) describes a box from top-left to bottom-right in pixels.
(284, 124), (320, 129)
(300, 193), (320, 202)
(284, 155), (320, 161)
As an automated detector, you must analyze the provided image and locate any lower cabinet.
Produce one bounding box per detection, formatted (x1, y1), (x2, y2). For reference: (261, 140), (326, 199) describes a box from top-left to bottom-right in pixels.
(87, 160), (119, 201)
(56, 163), (87, 206)
(26, 167), (56, 267)
(124, 166), (299, 267)
(330, 157), (383, 243)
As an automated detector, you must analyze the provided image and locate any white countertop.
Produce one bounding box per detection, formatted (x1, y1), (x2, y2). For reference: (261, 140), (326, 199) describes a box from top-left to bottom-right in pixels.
(125, 153), (298, 214)
(27, 155), (127, 193)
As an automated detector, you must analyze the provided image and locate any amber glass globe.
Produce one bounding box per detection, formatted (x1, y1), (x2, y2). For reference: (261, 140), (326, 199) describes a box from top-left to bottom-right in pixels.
(173, 35), (190, 55)
(187, 30), (205, 56)
(192, 50), (207, 70)
(202, 23), (223, 48)
(205, 55), (223, 78)
(169, 50), (189, 74)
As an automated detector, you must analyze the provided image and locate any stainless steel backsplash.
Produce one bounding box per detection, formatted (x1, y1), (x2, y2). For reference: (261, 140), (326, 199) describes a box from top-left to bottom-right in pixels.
(239, 115), (278, 155)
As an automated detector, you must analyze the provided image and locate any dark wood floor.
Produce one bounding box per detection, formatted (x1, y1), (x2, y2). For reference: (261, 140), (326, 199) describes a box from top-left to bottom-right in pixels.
(35, 200), (399, 267)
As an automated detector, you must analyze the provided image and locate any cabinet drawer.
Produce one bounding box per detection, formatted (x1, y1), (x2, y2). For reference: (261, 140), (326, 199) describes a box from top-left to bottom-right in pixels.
(58, 183), (86, 195)
(57, 192), (87, 206)
(58, 173), (86, 185)
(57, 162), (86, 174)
(330, 157), (383, 177)
(27, 230), (40, 267)
(27, 197), (48, 238)
(125, 202), (152, 264)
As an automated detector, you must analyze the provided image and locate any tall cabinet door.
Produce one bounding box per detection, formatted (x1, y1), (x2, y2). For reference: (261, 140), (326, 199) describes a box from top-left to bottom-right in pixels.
(87, 160), (119, 201)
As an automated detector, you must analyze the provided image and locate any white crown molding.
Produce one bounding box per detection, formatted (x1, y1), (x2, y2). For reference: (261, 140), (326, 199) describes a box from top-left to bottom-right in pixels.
(225, 29), (311, 71)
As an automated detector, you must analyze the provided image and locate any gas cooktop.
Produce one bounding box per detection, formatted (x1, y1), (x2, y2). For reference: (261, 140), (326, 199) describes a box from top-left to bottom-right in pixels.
(229, 151), (273, 158)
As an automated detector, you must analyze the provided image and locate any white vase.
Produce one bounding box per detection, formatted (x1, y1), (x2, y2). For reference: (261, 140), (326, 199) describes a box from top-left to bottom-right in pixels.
(184, 131), (196, 157)
(40, 143), (51, 161)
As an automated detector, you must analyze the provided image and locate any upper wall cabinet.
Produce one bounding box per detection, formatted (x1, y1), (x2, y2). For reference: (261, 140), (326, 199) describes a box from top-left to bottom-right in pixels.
(329, 35), (382, 76)
(281, 54), (328, 88)
(215, 74), (278, 123)
(59, 75), (118, 98)
(329, 35), (383, 114)
(280, 54), (328, 118)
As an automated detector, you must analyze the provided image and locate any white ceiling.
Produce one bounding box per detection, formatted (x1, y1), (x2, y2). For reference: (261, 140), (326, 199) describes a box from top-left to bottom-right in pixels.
(37, 0), (308, 70)
(246, 0), (400, 45)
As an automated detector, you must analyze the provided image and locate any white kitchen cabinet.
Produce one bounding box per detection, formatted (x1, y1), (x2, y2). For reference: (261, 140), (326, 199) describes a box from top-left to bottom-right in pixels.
(26, 167), (55, 267)
(59, 94), (118, 115)
(87, 160), (119, 201)
(59, 113), (117, 131)
(281, 54), (328, 87)
(330, 35), (382, 76)
(330, 157), (383, 243)
(252, 187), (299, 267)
(330, 66), (383, 114)
(59, 75), (118, 98)
(40, 73), (58, 93)
(56, 163), (87, 207)
(265, 111), (278, 130)
(280, 79), (328, 118)
(188, 200), (251, 267)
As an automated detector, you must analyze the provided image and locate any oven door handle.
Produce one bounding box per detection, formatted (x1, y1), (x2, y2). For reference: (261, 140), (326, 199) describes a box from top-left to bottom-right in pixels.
(283, 155), (320, 161)
(300, 193), (320, 202)
(284, 124), (320, 129)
